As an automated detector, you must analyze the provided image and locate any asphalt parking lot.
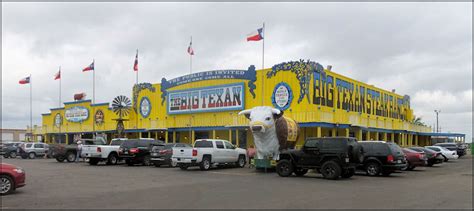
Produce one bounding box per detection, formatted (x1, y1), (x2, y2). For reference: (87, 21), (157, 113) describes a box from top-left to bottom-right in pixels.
(1, 155), (472, 209)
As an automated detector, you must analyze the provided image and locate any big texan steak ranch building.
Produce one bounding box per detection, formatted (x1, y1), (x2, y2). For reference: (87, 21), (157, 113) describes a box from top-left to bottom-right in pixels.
(36, 60), (466, 147)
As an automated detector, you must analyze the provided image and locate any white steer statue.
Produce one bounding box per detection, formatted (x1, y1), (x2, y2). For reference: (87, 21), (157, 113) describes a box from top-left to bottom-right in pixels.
(239, 106), (299, 160)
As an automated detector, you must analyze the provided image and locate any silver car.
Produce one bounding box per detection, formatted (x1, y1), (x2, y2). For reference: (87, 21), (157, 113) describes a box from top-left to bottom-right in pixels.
(20, 143), (49, 159)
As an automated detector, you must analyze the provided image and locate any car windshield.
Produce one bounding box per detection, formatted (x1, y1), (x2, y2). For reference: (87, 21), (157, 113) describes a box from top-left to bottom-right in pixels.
(110, 140), (124, 146)
(194, 140), (213, 148)
(388, 143), (403, 155)
(121, 141), (139, 148)
(427, 147), (440, 152)
(4, 143), (14, 147)
(440, 147), (452, 151)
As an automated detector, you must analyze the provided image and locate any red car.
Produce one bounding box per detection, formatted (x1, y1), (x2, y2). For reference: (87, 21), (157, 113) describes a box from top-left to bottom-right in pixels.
(1, 163), (26, 195)
(402, 148), (428, 171)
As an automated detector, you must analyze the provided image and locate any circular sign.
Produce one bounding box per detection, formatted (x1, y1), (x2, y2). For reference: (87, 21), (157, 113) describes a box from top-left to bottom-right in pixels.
(95, 110), (104, 125)
(54, 113), (62, 128)
(140, 97), (151, 118)
(272, 82), (293, 111)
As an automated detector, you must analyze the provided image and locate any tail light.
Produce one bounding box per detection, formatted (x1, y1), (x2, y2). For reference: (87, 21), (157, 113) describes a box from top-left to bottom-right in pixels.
(130, 148), (140, 154)
(387, 154), (394, 163)
(192, 149), (197, 156)
(97, 147), (102, 153)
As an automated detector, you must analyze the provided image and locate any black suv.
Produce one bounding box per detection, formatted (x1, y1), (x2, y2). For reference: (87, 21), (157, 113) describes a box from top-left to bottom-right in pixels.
(276, 137), (364, 180)
(150, 143), (192, 167)
(118, 139), (164, 166)
(358, 141), (406, 176)
(434, 143), (466, 157)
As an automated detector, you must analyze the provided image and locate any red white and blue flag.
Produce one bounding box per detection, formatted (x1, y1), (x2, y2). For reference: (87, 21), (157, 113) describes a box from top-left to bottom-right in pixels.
(187, 38), (194, 55)
(247, 27), (264, 41)
(19, 76), (30, 84)
(82, 61), (94, 72)
(133, 50), (139, 71)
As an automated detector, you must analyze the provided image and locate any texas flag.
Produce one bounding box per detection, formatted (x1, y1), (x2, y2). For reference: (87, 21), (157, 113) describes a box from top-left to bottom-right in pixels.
(82, 61), (94, 72)
(19, 76), (30, 84)
(54, 69), (61, 80)
(187, 39), (194, 55)
(247, 27), (264, 41)
(133, 50), (138, 71)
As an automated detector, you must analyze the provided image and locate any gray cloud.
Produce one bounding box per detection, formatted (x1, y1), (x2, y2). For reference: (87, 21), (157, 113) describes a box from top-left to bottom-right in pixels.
(2, 2), (471, 141)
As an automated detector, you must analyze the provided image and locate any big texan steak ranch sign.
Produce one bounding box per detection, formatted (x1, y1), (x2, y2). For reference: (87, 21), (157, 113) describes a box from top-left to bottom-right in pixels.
(65, 106), (89, 122)
(168, 83), (244, 114)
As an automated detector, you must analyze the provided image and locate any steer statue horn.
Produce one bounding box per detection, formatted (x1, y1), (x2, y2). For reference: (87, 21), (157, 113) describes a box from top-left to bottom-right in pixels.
(239, 106), (299, 160)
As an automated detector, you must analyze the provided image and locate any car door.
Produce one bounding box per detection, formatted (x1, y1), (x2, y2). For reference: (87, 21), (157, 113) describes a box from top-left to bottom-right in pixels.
(224, 141), (238, 162)
(299, 139), (320, 166)
(214, 141), (226, 163)
(33, 144), (44, 155)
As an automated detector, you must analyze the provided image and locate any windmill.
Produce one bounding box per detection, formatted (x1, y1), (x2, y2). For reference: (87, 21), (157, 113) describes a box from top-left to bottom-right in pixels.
(112, 95), (132, 137)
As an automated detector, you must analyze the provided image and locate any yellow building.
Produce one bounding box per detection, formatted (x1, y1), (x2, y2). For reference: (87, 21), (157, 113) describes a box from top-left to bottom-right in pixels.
(36, 60), (465, 147)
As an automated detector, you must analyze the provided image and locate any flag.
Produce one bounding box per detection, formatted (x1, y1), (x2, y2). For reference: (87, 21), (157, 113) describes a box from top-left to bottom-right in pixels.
(19, 76), (30, 84)
(82, 61), (94, 72)
(133, 50), (138, 71)
(187, 39), (194, 55)
(247, 27), (264, 41)
(54, 69), (61, 80)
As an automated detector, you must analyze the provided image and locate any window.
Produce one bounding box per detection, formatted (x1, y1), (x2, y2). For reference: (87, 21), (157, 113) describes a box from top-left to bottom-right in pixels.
(110, 140), (124, 146)
(304, 139), (319, 148)
(26, 143), (33, 148)
(194, 141), (213, 148)
(34, 144), (44, 148)
(427, 147), (440, 152)
(224, 142), (234, 149)
(215, 141), (224, 149)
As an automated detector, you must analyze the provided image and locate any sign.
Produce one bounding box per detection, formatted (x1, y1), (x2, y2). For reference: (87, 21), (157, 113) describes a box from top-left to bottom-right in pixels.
(95, 110), (104, 125)
(140, 97), (151, 118)
(54, 113), (62, 128)
(167, 83), (245, 114)
(161, 66), (257, 104)
(65, 106), (89, 122)
(272, 82), (293, 111)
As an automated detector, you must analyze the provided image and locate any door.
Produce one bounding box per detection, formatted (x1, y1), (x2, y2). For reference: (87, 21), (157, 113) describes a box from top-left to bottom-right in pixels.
(214, 141), (226, 162)
(224, 141), (238, 162)
(33, 144), (45, 155)
(299, 139), (320, 166)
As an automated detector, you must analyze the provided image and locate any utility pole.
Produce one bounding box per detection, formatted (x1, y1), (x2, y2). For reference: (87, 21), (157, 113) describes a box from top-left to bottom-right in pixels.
(434, 110), (441, 133)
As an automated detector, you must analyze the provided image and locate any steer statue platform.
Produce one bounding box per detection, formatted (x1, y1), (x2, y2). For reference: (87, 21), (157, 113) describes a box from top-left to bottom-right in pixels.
(239, 106), (299, 169)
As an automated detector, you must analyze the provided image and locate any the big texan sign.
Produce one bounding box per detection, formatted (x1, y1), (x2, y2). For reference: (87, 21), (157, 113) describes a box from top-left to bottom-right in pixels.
(167, 83), (245, 114)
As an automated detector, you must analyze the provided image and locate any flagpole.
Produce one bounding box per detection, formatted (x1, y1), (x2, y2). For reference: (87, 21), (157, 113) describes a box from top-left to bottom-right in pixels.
(189, 36), (192, 145)
(190, 36), (193, 73)
(136, 50), (139, 131)
(59, 67), (62, 141)
(29, 74), (32, 141)
(261, 22), (265, 106)
(93, 59), (95, 138)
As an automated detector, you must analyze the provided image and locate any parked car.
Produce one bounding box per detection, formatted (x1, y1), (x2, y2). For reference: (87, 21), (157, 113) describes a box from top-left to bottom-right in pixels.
(425, 146), (458, 161)
(1, 142), (24, 158)
(358, 141), (406, 176)
(151, 143), (192, 167)
(434, 143), (466, 157)
(172, 139), (247, 171)
(49, 138), (105, 162)
(81, 138), (127, 165)
(18, 143), (49, 159)
(0, 163), (26, 195)
(401, 148), (427, 170)
(276, 137), (364, 180)
(118, 139), (164, 166)
(408, 147), (444, 167)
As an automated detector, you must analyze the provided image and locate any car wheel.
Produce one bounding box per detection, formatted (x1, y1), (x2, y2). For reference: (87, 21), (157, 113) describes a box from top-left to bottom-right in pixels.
(294, 168), (308, 177)
(3, 154), (9, 158)
(106, 153), (118, 165)
(0, 175), (14, 195)
(9, 151), (17, 158)
(28, 152), (36, 159)
(169, 160), (177, 168)
(56, 157), (65, 162)
(365, 162), (381, 176)
(89, 158), (99, 165)
(66, 152), (76, 162)
(179, 164), (188, 170)
(143, 155), (151, 166)
(341, 168), (355, 178)
(321, 160), (342, 180)
(236, 155), (246, 168)
(276, 159), (293, 177)
(200, 156), (211, 170)
(401, 162), (410, 171)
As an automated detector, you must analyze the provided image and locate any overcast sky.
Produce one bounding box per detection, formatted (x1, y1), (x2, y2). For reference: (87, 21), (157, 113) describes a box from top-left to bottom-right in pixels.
(2, 2), (472, 142)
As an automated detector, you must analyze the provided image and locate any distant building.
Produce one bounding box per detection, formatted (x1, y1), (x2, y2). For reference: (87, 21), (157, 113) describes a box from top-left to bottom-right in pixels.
(0, 128), (27, 143)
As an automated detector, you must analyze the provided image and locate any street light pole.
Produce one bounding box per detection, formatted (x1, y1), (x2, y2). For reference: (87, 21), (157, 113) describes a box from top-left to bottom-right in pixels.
(434, 110), (441, 133)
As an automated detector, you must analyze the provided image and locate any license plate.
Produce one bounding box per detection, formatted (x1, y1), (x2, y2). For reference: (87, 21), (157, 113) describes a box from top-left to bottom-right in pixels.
(124, 152), (128, 154)
(397, 160), (401, 163)
(345, 158), (350, 163)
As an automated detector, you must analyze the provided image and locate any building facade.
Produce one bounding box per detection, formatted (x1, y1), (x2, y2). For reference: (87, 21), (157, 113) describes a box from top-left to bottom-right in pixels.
(37, 60), (464, 147)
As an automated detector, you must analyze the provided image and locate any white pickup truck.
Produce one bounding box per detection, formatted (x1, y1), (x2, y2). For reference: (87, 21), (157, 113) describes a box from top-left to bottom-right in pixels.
(172, 139), (247, 170)
(81, 138), (127, 165)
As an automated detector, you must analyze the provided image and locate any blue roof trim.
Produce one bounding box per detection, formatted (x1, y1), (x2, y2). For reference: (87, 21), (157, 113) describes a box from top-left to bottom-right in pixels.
(50, 107), (64, 111)
(417, 132), (465, 137)
(91, 103), (109, 107)
(299, 122), (351, 128)
(42, 113), (51, 116)
(64, 100), (91, 105)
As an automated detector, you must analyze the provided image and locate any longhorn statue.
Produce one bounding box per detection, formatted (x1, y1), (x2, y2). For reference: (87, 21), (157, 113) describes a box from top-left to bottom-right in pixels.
(239, 106), (300, 160)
